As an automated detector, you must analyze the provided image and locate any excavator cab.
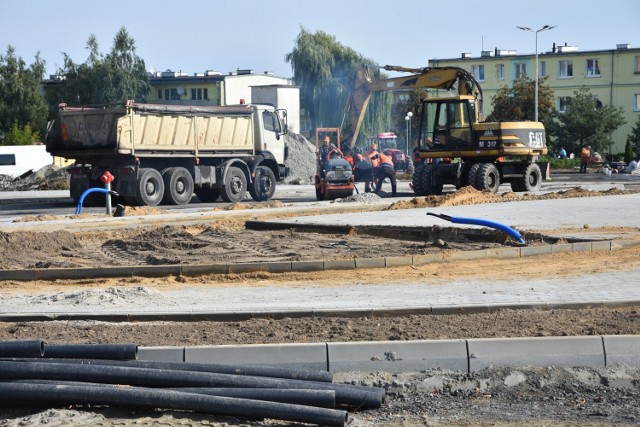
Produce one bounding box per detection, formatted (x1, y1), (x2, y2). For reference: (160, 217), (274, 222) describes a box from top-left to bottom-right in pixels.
(419, 96), (477, 154)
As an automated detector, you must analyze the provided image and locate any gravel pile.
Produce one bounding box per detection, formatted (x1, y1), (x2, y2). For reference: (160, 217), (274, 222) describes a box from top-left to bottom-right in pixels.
(283, 132), (317, 184)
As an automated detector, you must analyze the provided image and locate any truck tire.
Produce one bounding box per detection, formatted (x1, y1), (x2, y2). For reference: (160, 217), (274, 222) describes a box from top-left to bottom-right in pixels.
(475, 163), (500, 193)
(511, 163), (542, 192)
(133, 168), (165, 207)
(249, 166), (276, 202)
(161, 167), (194, 205)
(467, 163), (482, 189)
(220, 166), (247, 203)
(195, 188), (220, 203)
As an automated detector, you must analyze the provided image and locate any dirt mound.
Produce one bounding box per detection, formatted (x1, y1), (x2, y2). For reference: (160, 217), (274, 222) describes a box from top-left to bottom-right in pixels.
(0, 230), (82, 269)
(387, 186), (639, 210)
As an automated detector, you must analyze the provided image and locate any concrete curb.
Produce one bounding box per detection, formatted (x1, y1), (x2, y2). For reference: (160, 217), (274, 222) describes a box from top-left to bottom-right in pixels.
(1, 300), (640, 323)
(1, 238), (638, 282)
(137, 335), (640, 373)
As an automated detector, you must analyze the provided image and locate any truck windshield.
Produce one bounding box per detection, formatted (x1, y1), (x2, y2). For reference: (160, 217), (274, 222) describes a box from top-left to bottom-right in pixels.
(262, 110), (282, 133)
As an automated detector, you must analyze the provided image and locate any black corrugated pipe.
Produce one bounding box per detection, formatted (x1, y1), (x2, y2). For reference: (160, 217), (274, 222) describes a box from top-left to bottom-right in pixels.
(0, 340), (44, 358)
(0, 382), (348, 427)
(0, 360), (384, 409)
(0, 379), (336, 408)
(43, 343), (138, 360)
(8, 357), (332, 382)
(171, 387), (336, 408)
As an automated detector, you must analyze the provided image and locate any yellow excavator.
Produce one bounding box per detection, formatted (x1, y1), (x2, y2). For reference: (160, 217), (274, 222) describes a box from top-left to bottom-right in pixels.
(344, 65), (548, 195)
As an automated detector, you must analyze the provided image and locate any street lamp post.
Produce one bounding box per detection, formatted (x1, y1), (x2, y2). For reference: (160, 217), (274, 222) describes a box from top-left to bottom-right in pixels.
(405, 112), (413, 167)
(517, 25), (556, 122)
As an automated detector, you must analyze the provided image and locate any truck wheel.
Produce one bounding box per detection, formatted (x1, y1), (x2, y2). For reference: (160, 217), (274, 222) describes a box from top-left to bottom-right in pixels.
(475, 163), (500, 193)
(133, 168), (164, 206)
(220, 166), (247, 203)
(161, 167), (194, 205)
(467, 163), (482, 189)
(518, 163), (542, 192)
(249, 166), (276, 202)
(195, 188), (220, 203)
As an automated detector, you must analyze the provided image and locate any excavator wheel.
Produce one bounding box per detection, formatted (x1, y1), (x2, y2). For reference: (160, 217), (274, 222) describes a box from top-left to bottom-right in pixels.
(412, 163), (442, 196)
(411, 164), (427, 196)
(467, 163), (482, 190)
(475, 163), (500, 193)
(511, 163), (542, 192)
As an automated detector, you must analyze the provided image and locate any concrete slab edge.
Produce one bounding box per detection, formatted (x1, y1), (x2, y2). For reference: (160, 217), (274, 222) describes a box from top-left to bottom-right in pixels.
(0, 239), (638, 282)
(136, 335), (640, 373)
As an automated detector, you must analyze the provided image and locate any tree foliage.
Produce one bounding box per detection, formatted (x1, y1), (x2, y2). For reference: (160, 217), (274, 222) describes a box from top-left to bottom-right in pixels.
(285, 27), (391, 147)
(0, 46), (48, 144)
(489, 76), (554, 127)
(47, 27), (150, 106)
(395, 88), (428, 147)
(549, 87), (626, 155)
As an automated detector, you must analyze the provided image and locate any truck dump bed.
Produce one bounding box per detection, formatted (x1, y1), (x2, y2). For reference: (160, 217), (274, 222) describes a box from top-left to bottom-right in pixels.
(48, 102), (256, 158)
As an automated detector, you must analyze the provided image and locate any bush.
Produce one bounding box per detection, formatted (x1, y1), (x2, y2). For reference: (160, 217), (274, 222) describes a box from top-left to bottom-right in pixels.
(539, 156), (580, 170)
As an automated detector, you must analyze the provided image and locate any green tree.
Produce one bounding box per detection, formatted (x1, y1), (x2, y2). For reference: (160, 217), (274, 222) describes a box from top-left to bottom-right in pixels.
(550, 87), (626, 155)
(47, 27), (149, 106)
(490, 75), (554, 127)
(0, 46), (48, 144)
(396, 88), (428, 147)
(624, 137), (634, 163)
(285, 27), (391, 148)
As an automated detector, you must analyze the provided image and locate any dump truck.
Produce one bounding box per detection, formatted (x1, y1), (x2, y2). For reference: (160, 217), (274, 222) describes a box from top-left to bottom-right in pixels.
(344, 65), (548, 195)
(45, 101), (288, 206)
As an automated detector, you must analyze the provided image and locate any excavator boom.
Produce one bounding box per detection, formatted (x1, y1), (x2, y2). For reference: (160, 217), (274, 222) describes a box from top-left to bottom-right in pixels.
(344, 65), (482, 150)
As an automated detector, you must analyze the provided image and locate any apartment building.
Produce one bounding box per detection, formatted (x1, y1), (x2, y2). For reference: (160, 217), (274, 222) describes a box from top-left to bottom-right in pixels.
(430, 43), (640, 154)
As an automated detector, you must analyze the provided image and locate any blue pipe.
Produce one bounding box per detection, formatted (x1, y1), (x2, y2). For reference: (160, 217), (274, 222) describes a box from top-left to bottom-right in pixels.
(427, 212), (526, 245)
(75, 188), (118, 215)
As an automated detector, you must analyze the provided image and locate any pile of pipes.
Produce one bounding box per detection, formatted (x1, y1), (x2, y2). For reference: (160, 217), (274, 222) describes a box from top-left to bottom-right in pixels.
(0, 340), (384, 427)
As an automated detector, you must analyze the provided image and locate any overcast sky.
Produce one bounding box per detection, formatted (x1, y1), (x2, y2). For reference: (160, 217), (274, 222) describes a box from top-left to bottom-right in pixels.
(1, 0), (638, 79)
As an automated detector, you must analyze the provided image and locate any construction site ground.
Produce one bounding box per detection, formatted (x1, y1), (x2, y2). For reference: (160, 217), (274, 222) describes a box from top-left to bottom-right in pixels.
(0, 172), (640, 426)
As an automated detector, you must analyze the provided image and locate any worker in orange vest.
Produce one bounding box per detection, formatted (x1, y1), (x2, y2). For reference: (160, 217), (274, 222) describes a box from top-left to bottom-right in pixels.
(580, 145), (591, 173)
(369, 151), (397, 196)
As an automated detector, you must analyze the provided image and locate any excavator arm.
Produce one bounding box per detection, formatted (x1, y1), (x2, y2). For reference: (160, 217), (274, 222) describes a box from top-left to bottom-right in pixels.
(343, 65), (482, 150)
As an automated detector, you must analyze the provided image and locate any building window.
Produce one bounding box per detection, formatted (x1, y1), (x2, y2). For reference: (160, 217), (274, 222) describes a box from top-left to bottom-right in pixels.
(157, 90), (162, 99)
(586, 59), (601, 77)
(497, 64), (504, 80)
(540, 61), (546, 77)
(558, 96), (571, 113)
(471, 65), (484, 81)
(191, 88), (208, 100)
(515, 63), (527, 79)
(559, 60), (573, 78)
(635, 56), (640, 74)
(635, 94), (640, 111)
(0, 154), (16, 166)
(164, 89), (180, 101)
